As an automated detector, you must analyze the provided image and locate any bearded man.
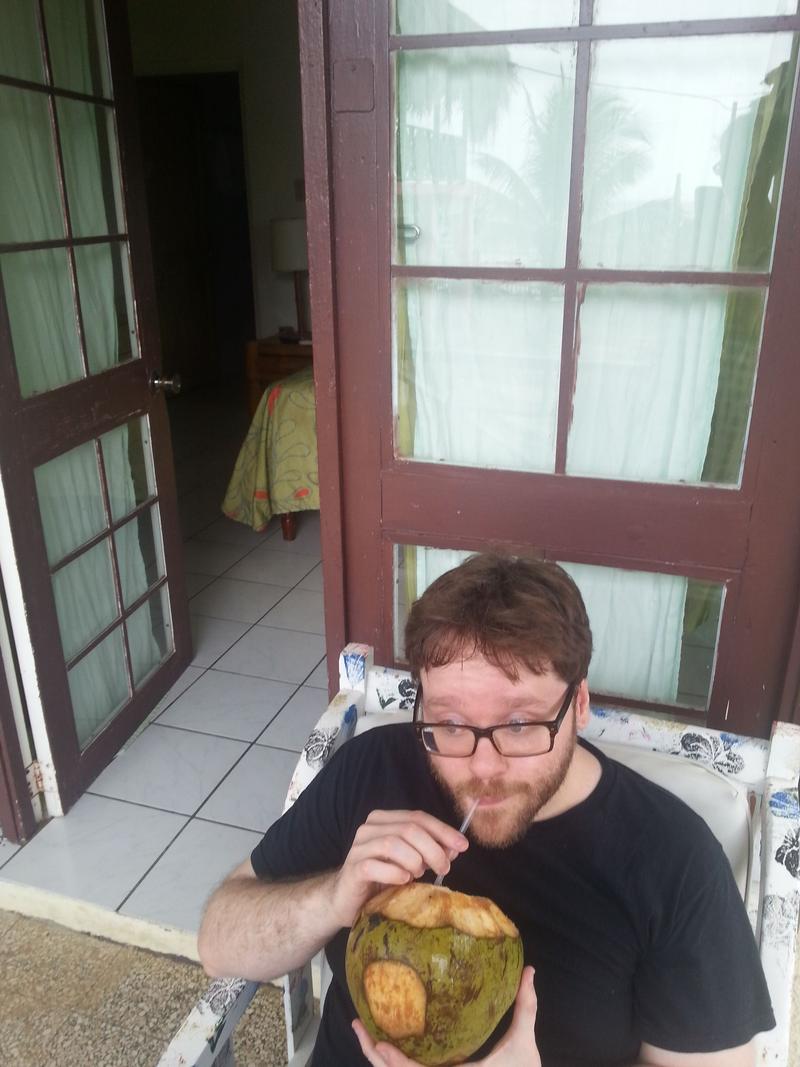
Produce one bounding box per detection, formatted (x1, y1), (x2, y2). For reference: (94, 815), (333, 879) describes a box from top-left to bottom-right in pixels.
(198, 554), (774, 1067)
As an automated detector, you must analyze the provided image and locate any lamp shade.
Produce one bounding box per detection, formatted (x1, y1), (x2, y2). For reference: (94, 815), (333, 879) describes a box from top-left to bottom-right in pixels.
(270, 217), (308, 273)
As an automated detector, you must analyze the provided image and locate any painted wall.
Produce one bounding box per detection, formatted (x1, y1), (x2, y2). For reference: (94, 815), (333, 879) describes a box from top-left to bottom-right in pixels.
(127, 0), (305, 339)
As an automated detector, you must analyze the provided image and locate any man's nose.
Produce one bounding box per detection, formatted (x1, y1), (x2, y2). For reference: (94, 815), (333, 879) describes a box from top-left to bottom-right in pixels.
(469, 734), (506, 776)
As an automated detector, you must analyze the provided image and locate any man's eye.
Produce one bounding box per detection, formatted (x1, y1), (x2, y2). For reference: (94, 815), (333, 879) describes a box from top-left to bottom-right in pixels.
(505, 721), (532, 734)
(440, 722), (465, 735)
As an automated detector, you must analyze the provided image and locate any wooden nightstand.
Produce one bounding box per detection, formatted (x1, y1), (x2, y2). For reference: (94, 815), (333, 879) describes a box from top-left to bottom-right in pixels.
(245, 336), (313, 417)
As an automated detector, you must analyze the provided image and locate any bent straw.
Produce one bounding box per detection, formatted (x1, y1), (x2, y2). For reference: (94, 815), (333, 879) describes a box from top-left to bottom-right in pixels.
(434, 797), (480, 886)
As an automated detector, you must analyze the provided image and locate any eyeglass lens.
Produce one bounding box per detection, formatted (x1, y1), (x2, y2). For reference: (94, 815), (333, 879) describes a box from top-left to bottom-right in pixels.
(420, 723), (553, 757)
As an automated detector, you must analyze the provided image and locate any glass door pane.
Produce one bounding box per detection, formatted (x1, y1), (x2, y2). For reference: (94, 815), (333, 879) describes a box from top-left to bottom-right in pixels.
(393, 0), (580, 34)
(566, 285), (765, 485)
(0, 0), (45, 82)
(34, 416), (174, 751)
(394, 278), (564, 470)
(394, 43), (577, 267)
(580, 33), (797, 272)
(394, 545), (724, 712)
(0, 86), (65, 243)
(594, 1), (797, 22)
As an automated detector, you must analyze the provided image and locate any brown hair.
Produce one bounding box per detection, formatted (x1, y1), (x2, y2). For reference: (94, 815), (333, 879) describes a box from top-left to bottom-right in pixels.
(404, 553), (592, 684)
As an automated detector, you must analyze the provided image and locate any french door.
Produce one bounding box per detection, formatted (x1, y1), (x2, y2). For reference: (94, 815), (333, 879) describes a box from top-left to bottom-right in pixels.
(0, 0), (191, 819)
(303, 0), (800, 737)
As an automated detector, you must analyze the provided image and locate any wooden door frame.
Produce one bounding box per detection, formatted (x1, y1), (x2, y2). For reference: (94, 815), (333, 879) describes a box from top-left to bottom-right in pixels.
(298, 1), (800, 734)
(0, 597), (36, 844)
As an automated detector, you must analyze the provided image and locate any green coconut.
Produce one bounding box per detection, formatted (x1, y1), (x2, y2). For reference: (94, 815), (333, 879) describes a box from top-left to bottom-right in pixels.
(345, 882), (523, 1066)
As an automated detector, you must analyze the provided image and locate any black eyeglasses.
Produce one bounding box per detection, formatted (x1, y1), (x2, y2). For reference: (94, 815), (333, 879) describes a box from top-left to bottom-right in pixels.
(412, 681), (577, 758)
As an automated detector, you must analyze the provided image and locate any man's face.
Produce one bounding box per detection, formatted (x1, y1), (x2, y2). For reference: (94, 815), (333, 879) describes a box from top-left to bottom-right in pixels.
(419, 653), (586, 848)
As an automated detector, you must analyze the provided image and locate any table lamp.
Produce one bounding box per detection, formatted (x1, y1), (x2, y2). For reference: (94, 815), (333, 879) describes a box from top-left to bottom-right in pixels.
(270, 217), (310, 342)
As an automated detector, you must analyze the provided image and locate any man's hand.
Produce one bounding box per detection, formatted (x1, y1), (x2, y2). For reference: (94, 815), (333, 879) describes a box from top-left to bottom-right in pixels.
(352, 966), (540, 1067)
(330, 809), (469, 928)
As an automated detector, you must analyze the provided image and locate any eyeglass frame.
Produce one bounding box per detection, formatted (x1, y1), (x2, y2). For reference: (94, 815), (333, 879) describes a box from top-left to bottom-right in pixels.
(412, 679), (578, 758)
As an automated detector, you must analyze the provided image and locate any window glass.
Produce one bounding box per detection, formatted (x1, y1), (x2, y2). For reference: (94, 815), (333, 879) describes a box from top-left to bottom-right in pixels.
(394, 279), (564, 471)
(44, 0), (111, 98)
(74, 243), (138, 375)
(566, 285), (765, 485)
(394, 43), (576, 267)
(395, 545), (724, 711)
(68, 627), (129, 749)
(595, 1), (797, 21)
(57, 100), (123, 236)
(580, 34), (796, 272)
(0, 0), (45, 82)
(394, 0), (579, 33)
(34, 440), (106, 565)
(51, 538), (118, 662)
(99, 418), (156, 523)
(127, 586), (173, 688)
(0, 86), (64, 244)
(2, 248), (84, 397)
(114, 506), (165, 608)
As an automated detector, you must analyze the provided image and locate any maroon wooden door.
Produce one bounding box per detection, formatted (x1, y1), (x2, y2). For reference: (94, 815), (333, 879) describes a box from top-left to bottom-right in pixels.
(0, 0), (191, 816)
(301, 1), (800, 738)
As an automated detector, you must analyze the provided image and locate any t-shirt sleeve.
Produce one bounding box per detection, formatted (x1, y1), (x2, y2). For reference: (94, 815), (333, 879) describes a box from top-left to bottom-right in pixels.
(250, 742), (355, 881)
(634, 833), (775, 1052)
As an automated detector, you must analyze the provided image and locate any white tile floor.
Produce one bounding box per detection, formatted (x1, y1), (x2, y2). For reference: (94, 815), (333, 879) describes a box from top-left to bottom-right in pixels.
(0, 384), (332, 941)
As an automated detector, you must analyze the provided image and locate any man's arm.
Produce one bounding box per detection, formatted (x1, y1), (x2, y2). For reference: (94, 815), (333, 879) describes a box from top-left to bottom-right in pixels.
(198, 859), (341, 981)
(198, 809), (469, 981)
(637, 1040), (754, 1067)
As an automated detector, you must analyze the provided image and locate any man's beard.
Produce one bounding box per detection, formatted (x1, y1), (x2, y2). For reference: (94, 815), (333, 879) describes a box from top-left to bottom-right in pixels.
(427, 718), (577, 848)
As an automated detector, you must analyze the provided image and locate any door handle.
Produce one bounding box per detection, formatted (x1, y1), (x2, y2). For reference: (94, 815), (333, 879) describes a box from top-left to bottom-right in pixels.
(399, 223), (421, 243)
(149, 372), (182, 396)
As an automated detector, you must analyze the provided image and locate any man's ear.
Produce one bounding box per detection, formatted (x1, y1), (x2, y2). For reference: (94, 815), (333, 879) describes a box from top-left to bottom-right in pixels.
(574, 679), (591, 729)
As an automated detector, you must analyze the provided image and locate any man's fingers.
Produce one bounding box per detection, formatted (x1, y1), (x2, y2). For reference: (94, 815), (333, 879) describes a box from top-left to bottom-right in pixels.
(352, 1020), (386, 1065)
(512, 966), (537, 1026)
(363, 809), (469, 854)
(351, 827), (454, 880)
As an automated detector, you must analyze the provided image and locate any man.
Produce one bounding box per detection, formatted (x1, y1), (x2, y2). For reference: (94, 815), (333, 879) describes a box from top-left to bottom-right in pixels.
(199, 554), (775, 1066)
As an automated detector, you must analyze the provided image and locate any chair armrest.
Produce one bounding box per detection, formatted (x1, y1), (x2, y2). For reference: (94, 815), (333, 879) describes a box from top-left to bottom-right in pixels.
(157, 977), (259, 1067)
(753, 723), (800, 1066)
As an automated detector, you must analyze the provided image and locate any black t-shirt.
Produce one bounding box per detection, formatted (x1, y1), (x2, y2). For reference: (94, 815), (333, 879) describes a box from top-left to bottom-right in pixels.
(251, 725), (775, 1066)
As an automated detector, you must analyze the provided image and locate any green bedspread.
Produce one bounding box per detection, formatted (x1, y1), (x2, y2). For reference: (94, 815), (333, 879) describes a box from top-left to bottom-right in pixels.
(222, 367), (319, 532)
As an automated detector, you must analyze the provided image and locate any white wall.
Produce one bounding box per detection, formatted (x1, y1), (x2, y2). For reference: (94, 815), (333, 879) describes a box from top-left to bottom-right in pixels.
(127, 0), (305, 338)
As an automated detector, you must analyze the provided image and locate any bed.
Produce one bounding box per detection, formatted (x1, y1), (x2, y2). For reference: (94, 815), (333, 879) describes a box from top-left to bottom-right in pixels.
(222, 366), (319, 539)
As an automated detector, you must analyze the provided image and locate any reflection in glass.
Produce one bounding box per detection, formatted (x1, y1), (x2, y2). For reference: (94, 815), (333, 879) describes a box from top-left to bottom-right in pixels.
(394, 0), (579, 33)
(394, 279), (563, 470)
(44, 0), (111, 98)
(127, 586), (172, 687)
(0, 0), (44, 82)
(567, 285), (765, 485)
(100, 418), (156, 523)
(595, 0), (797, 21)
(394, 43), (576, 267)
(395, 544), (723, 710)
(68, 627), (129, 749)
(51, 539), (118, 662)
(561, 562), (723, 709)
(114, 507), (164, 608)
(34, 441), (106, 565)
(57, 100), (123, 236)
(0, 86), (64, 243)
(1, 249), (84, 397)
(581, 34), (796, 272)
(74, 243), (138, 375)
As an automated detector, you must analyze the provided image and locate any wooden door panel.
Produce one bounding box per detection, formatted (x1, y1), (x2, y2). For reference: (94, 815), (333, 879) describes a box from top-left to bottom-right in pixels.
(303, 0), (800, 738)
(0, 0), (191, 814)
